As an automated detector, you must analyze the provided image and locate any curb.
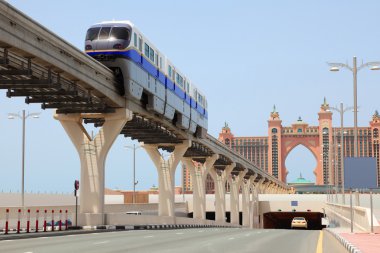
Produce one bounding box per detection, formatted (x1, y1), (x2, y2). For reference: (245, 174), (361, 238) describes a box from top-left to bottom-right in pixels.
(325, 229), (362, 253)
(75, 224), (240, 231)
(0, 224), (241, 240)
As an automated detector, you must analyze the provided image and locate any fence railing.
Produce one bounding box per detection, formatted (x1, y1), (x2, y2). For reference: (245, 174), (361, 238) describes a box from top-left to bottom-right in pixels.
(1, 208), (72, 234)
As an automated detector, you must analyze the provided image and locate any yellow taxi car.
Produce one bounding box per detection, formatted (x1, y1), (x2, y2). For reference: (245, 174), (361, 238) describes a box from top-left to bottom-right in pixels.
(291, 217), (308, 229)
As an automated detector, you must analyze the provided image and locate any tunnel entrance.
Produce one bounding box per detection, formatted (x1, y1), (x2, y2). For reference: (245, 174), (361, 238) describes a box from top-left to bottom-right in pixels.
(263, 212), (325, 230)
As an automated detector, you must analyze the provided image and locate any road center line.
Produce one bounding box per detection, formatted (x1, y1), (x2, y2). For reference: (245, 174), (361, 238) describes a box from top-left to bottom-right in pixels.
(315, 231), (323, 253)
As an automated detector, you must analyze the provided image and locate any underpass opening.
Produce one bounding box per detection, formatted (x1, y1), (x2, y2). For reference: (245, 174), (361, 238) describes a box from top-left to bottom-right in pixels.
(263, 211), (325, 230)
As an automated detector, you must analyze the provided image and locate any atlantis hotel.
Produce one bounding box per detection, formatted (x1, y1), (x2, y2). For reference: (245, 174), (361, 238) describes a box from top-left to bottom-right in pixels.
(182, 99), (380, 192)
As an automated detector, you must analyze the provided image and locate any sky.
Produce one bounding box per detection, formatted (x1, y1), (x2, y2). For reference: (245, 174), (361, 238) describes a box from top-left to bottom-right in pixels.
(1, 0), (380, 193)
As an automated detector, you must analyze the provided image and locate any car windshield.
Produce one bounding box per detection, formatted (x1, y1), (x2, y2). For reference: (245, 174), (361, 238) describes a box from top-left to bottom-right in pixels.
(85, 27), (100, 41)
(293, 217), (305, 220)
(110, 27), (130, 40)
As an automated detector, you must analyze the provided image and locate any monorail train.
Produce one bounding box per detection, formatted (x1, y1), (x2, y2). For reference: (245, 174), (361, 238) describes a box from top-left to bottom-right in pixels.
(84, 21), (208, 136)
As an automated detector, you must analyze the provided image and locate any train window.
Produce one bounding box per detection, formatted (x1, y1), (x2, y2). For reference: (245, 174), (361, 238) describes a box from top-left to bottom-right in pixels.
(98, 27), (111, 40)
(138, 37), (142, 51)
(149, 48), (154, 62)
(176, 73), (183, 88)
(159, 57), (163, 69)
(155, 53), (158, 66)
(86, 27), (101, 41)
(186, 82), (190, 93)
(133, 33), (137, 47)
(144, 43), (150, 58)
(168, 65), (172, 79)
(110, 27), (130, 40)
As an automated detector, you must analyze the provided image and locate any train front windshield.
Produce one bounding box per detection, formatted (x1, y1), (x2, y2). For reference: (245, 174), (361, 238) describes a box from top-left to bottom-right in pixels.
(85, 26), (131, 50)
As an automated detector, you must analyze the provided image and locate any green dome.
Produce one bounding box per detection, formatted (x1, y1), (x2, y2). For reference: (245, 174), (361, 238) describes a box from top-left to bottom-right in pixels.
(290, 173), (313, 184)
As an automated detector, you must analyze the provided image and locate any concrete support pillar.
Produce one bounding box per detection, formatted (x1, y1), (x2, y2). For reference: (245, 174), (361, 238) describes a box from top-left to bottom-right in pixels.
(143, 141), (191, 217)
(229, 169), (247, 225)
(250, 178), (264, 228)
(182, 154), (218, 220)
(209, 163), (235, 223)
(242, 174), (256, 227)
(54, 109), (132, 225)
(255, 178), (265, 194)
(262, 182), (272, 194)
(270, 184), (277, 194)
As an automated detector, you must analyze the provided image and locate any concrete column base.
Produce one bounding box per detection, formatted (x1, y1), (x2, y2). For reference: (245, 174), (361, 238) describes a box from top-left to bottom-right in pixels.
(77, 213), (106, 226)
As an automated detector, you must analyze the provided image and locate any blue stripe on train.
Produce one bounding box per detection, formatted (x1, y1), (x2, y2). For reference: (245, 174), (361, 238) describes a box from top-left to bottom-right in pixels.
(87, 49), (208, 118)
(166, 78), (174, 91)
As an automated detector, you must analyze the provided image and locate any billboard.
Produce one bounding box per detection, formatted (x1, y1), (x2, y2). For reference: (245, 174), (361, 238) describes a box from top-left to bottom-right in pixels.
(344, 157), (377, 189)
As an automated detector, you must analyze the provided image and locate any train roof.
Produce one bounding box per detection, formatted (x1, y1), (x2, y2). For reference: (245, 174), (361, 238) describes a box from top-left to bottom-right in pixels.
(94, 20), (135, 27)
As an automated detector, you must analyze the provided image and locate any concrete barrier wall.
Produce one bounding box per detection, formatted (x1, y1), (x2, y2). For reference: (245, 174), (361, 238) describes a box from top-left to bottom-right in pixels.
(105, 214), (237, 227)
(0, 203), (188, 229)
(326, 202), (380, 232)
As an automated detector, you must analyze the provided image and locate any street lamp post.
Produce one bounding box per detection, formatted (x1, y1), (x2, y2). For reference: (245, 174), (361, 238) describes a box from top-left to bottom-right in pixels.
(328, 57), (380, 157)
(8, 110), (40, 208)
(125, 144), (141, 204)
(329, 103), (352, 204)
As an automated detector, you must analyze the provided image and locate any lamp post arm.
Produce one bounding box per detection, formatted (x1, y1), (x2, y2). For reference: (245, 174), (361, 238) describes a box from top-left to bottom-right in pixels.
(357, 61), (380, 71)
(327, 62), (353, 71)
(26, 112), (40, 119)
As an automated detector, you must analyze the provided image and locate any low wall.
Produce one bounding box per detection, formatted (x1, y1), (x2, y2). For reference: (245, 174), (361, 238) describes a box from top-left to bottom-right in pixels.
(326, 202), (380, 232)
(105, 214), (237, 227)
(0, 203), (188, 229)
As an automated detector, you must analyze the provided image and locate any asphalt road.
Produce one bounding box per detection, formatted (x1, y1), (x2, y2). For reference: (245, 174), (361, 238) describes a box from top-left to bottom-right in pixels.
(0, 228), (347, 253)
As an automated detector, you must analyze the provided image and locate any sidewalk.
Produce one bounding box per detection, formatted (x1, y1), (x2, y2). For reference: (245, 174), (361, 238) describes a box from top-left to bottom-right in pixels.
(339, 232), (380, 253)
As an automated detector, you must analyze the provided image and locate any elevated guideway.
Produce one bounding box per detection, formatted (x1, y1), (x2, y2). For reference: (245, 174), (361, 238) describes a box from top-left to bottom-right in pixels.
(0, 1), (290, 227)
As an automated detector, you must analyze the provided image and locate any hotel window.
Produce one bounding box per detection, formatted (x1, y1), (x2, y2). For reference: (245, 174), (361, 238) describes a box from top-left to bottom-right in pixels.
(374, 128), (379, 138)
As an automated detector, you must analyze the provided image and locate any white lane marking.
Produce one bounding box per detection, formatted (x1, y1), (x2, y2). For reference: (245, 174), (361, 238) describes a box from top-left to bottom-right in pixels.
(144, 235), (154, 238)
(24, 252), (33, 253)
(94, 241), (109, 245)
(198, 230), (204, 233)
(2, 240), (14, 242)
(228, 237), (235, 240)
(176, 232), (184, 235)
(245, 233), (251, 237)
